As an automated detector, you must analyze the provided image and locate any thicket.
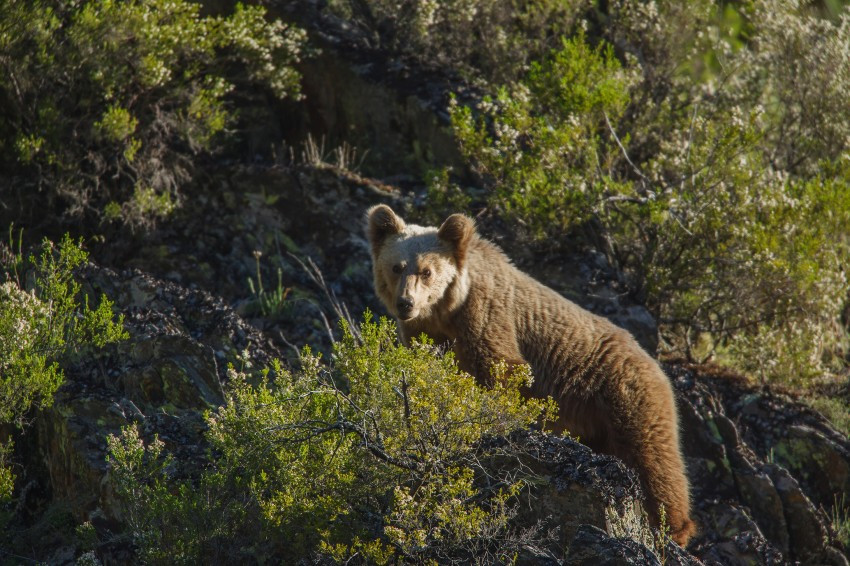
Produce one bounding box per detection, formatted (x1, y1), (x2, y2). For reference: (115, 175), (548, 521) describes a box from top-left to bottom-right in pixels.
(108, 314), (558, 564)
(336, 0), (850, 384)
(0, 0), (304, 228)
(325, 0), (583, 84)
(0, 232), (126, 502)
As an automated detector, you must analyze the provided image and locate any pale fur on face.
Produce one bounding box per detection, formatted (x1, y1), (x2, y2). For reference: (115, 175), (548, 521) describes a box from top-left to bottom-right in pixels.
(366, 205), (472, 322)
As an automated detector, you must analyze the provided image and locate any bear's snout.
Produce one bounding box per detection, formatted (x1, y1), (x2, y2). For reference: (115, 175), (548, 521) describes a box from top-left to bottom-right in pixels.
(396, 297), (414, 319)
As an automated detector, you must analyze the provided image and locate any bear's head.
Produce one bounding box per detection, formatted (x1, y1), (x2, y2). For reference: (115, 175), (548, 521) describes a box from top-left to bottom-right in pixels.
(366, 205), (474, 322)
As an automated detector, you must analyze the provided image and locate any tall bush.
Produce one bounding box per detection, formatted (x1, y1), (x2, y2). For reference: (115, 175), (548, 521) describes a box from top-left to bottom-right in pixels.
(0, 233), (126, 500)
(325, 0), (584, 84)
(0, 0), (304, 227)
(441, 0), (850, 383)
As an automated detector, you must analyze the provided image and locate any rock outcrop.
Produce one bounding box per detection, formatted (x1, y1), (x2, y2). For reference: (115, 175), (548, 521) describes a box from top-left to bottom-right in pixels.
(672, 364), (849, 565)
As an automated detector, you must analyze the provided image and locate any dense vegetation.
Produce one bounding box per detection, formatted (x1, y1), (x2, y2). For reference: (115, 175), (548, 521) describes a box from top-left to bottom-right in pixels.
(0, 0), (304, 227)
(421, 0), (850, 384)
(1, 0), (849, 563)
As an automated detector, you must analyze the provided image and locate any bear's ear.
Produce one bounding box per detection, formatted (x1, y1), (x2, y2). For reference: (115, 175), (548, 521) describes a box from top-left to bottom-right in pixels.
(366, 204), (405, 253)
(438, 213), (475, 267)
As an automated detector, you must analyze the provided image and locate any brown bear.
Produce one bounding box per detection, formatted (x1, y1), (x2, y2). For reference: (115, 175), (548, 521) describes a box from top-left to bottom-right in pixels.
(366, 204), (696, 546)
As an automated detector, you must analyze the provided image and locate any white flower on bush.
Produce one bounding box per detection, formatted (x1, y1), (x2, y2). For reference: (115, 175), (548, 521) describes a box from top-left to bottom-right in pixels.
(0, 281), (48, 358)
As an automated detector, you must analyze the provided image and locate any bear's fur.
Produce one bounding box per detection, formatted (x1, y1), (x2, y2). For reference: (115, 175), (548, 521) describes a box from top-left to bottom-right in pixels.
(366, 204), (696, 546)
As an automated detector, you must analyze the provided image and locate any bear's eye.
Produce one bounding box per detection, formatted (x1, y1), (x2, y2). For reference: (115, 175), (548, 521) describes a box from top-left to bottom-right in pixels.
(422, 268), (431, 278)
(392, 264), (403, 274)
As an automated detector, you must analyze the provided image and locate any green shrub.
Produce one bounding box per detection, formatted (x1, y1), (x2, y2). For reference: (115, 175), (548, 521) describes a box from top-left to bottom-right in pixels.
(0, 0), (304, 227)
(107, 423), (257, 565)
(440, 1), (850, 384)
(0, 443), (12, 505)
(109, 313), (557, 563)
(75, 520), (98, 553)
(0, 232), (126, 500)
(808, 396), (850, 438)
(324, 0), (583, 84)
(245, 250), (292, 320)
(445, 32), (632, 240)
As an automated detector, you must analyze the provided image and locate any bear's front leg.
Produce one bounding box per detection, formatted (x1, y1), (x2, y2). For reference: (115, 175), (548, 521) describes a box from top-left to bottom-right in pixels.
(454, 335), (527, 388)
(398, 320), (450, 349)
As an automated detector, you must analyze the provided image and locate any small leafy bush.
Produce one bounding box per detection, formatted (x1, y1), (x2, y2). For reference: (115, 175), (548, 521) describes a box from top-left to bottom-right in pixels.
(0, 0), (305, 227)
(439, 1), (850, 384)
(109, 313), (557, 564)
(0, 232), (126, 500)
(808, 396), (850, 438)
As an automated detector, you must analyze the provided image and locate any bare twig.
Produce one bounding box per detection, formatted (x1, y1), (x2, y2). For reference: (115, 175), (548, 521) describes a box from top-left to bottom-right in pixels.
(685, 102), (699, 177)
(604, 111), (650, 184)
(277, 330), (302, 360)
(318, 309), (336, 346)
(287, 252), (361, 343)
(396, 370), (411, 427)
(603, 194), (649, 205)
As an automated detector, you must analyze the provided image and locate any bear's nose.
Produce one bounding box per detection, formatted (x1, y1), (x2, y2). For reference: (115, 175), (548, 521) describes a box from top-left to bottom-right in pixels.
(397, 297), (414, 315)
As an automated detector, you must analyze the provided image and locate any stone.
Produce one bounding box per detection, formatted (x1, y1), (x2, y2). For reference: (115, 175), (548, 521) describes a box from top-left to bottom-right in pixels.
(564, 524), (662, 565)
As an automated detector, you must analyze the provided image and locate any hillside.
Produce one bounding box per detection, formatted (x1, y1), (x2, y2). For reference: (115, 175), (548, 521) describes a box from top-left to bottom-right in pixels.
(1, 1), (849, 564)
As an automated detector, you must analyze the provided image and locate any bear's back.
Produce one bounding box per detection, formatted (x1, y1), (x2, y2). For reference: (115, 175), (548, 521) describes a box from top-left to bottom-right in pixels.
(464, 236), (655, 395)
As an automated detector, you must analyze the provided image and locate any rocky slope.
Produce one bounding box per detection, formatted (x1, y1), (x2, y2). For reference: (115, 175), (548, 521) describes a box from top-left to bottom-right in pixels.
(5, 161), (847, 564)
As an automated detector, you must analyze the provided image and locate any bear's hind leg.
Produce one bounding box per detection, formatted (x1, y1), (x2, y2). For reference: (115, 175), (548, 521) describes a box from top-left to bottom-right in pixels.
(612, 418), (695, 547)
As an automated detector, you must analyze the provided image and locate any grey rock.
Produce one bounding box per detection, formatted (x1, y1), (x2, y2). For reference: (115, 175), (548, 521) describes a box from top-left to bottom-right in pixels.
(670, 363), (849, 564)
(564, 524), (662, 565)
